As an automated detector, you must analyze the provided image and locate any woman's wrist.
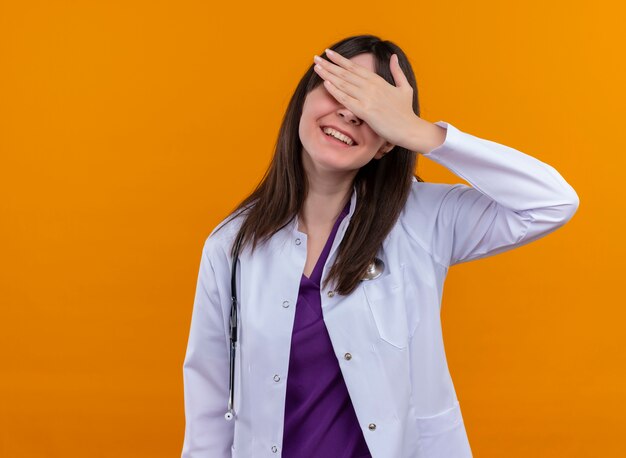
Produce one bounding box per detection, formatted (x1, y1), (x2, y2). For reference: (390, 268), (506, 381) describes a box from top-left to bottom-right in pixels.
(405, 116), (447, 155)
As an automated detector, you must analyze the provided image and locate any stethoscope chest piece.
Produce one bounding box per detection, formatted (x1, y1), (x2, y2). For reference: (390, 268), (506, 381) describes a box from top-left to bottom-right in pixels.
(361, 257), (385, 281)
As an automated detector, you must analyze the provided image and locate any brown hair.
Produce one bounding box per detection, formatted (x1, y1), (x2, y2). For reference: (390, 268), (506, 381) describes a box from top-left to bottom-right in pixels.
(214, 34), (424, 296)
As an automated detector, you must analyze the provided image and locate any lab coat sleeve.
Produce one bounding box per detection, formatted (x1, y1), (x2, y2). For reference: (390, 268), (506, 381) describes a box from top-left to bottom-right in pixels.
(181, 236), (233, 457)
(410, 121), (580, 268)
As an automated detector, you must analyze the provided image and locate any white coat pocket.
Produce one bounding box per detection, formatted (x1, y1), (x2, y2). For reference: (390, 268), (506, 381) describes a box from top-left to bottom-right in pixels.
(415, 401), (473, 457)
(362, 264), (410, 349)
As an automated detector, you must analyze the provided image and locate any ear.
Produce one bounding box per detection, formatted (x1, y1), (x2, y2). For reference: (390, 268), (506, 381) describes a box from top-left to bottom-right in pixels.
(374, 143), (396, 160)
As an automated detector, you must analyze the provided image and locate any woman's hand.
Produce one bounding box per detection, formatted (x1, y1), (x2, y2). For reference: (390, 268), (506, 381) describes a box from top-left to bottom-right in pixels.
(313, 49), (432, 152)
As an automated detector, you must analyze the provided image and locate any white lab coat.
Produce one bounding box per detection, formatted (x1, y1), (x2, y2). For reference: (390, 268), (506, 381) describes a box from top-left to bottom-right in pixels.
(181, 121), (579, 458)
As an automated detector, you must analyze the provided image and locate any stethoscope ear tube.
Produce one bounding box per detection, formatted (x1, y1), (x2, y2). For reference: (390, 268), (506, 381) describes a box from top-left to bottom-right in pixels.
(225, 232), (244, 421)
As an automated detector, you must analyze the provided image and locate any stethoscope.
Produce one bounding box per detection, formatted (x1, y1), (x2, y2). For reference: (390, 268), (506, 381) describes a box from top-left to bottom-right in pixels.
(224, 232), (385, 421)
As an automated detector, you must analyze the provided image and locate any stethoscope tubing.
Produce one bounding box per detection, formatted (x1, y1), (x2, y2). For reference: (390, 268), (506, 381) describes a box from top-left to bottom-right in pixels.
(225, 232), (244, 421)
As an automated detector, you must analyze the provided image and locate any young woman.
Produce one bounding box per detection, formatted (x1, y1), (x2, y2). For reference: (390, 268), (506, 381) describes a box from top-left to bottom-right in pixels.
(181, 35), (579, 458)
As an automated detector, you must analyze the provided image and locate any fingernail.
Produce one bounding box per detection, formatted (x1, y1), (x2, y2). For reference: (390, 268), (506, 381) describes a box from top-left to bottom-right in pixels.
(325, 48), (334, 55)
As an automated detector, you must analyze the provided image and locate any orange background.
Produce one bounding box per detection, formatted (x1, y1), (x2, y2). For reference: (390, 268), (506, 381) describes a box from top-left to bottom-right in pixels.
(1, 1), (623, 456)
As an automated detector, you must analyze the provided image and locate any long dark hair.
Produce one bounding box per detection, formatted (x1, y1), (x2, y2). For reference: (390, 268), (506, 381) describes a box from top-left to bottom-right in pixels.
(214, 34), (424, 296)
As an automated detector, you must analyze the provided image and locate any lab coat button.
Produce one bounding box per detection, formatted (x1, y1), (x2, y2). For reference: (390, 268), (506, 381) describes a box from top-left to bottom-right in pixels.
(273, 374), (280, 382)
(271, 445), (278, 453)
(282, 300), (290, 308)
(344, 352), (352, 360)
(327, 290), (335, 297)
(368, 423), (377, 431)
(295, 238), (301, 245)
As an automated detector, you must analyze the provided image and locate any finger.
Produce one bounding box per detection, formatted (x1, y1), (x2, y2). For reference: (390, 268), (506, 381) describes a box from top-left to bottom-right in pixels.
(323, 49), (372, 85)
(314, 54), (364, 89)
(322, 80), (360, 110)
(314, 63), (362, 100)
(389, 54), (410, 89)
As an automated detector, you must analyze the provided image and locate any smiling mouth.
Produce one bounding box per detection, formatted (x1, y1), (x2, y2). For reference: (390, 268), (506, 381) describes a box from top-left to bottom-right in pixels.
(319, 127), (356, 148)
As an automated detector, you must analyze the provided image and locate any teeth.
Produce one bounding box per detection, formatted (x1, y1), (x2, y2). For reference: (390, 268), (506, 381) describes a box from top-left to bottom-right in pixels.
(322, 127), (354, 146)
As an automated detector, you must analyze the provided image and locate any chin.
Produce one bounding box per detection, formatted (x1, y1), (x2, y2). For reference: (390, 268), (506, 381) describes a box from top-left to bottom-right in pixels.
(316, 157), (362, 174)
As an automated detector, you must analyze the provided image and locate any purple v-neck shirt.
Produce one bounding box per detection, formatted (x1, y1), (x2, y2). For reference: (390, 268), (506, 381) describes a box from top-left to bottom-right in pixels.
(282, 200), (372, 458)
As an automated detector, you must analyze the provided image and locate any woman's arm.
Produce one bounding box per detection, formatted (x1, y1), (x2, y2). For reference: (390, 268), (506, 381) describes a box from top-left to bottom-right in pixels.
(403, 120), (580, 268)
(181, 238), (234, 457)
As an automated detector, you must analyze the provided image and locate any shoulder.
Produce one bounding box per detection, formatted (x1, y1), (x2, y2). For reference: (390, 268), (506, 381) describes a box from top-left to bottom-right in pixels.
(202, 210), (246, 264)
(403, 177), (468, 216)
(398, 177), (469, 264)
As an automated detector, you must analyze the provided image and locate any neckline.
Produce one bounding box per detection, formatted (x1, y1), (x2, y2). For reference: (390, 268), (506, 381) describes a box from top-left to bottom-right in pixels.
(301, 199), (350, 284)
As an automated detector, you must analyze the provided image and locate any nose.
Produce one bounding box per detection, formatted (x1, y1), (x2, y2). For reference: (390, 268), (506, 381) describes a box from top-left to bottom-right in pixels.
(337, 107), (362, 126)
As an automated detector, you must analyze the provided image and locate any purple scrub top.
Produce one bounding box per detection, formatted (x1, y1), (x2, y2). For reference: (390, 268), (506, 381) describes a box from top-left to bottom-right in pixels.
(282, 200), (372, 458)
